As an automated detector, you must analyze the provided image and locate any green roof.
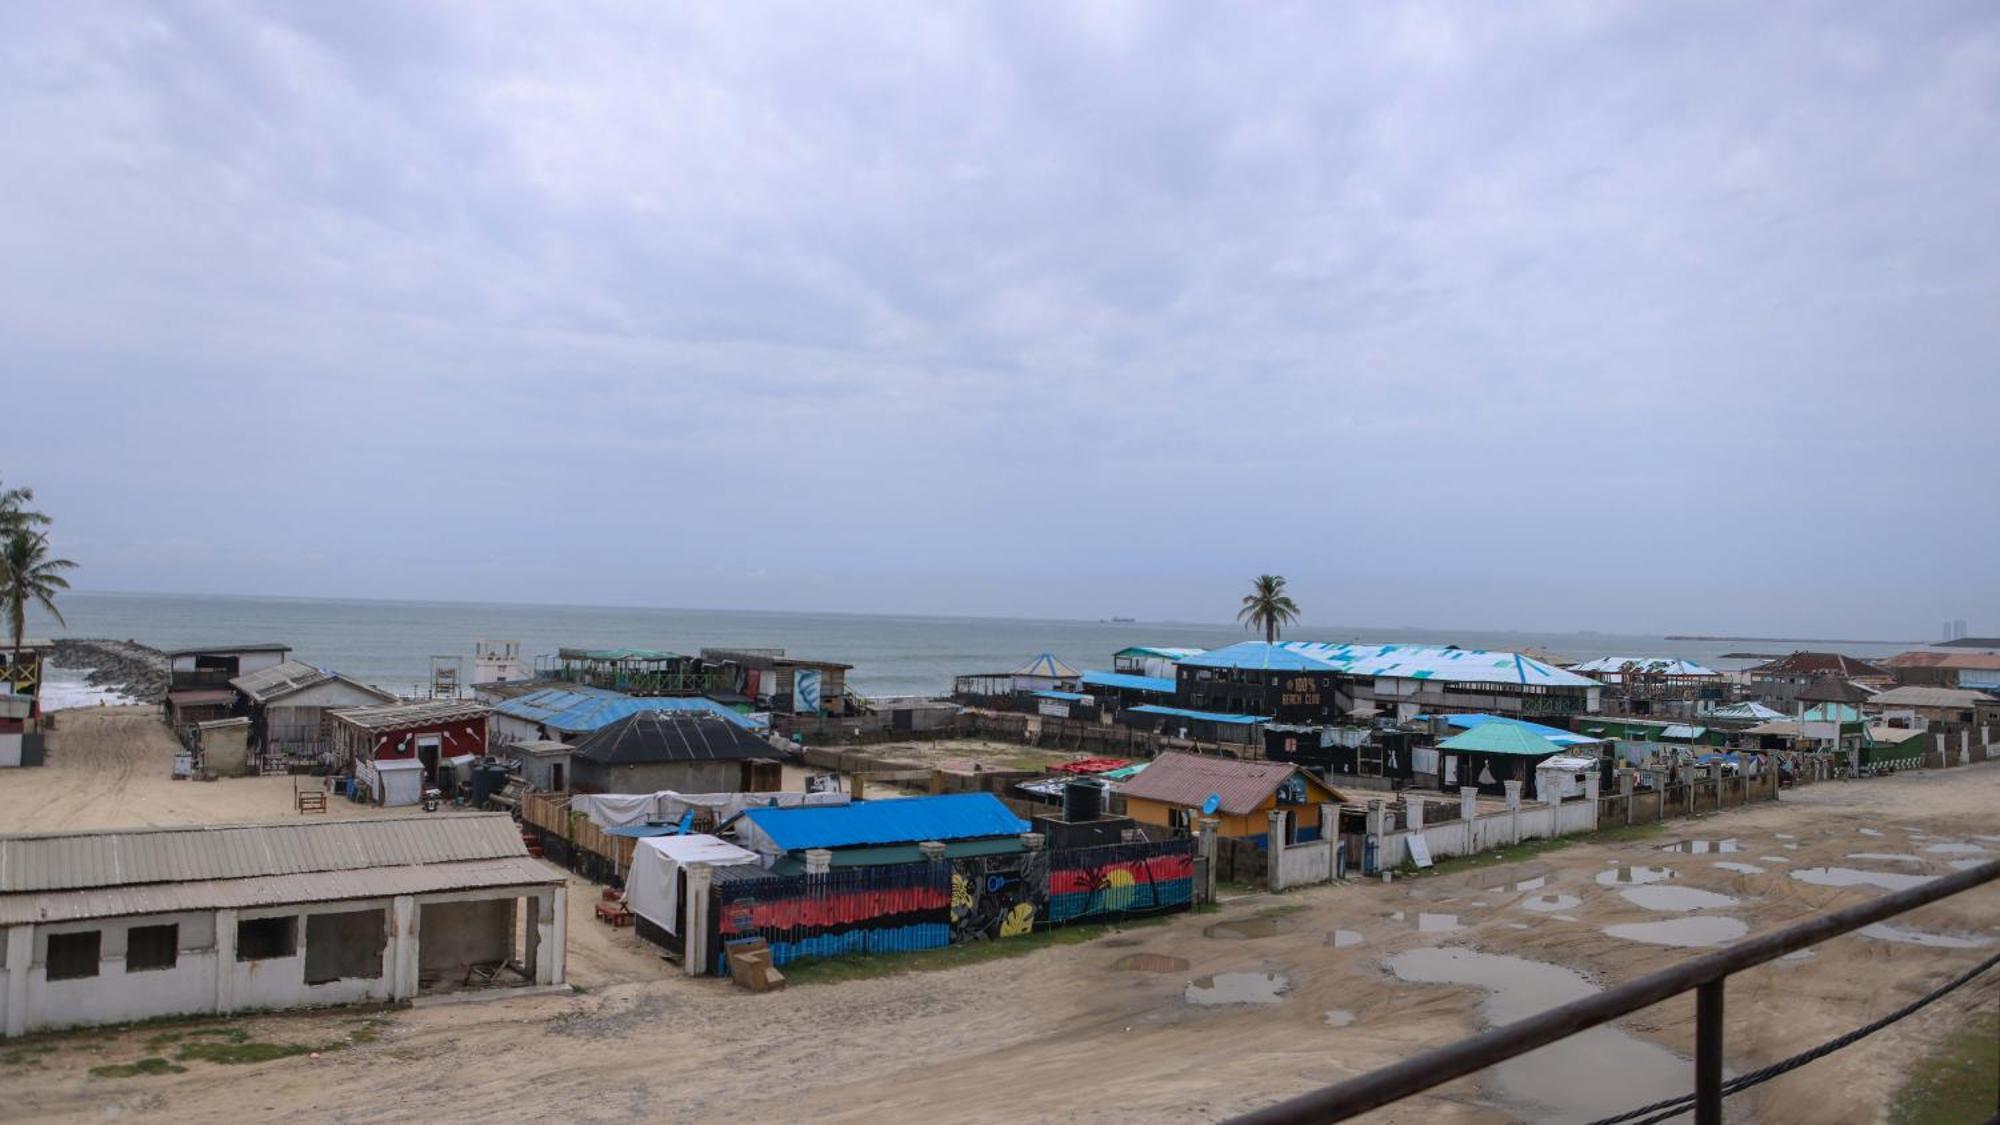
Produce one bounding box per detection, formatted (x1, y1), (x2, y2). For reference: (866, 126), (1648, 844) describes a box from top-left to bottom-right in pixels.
(1437, 723), (1563, 757)
(563, 647), (682, 662)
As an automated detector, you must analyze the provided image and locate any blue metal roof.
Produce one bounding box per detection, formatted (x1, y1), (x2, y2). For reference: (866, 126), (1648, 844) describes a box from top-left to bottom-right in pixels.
(1079, 670), (1176, 694)
(1032, 690), (1091, 702)
(1128, 703), (1270, 726)
(741, 794), (1031, 852)
(493, 687), (764, 733)
(1179, 641), (1599, 688)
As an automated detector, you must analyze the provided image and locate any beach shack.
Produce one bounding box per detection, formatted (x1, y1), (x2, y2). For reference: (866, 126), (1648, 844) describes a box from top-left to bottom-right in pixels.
(0, 815), (566, 1037)
(700, 648), (854, 715)
(952, 653), (1081, 700)
(1116, 752), (1345, 843)
(500, 739), (576, 792)
(567, 711), (784, 795)
(732, 793), (1033, 873)
(230, 660), (395, 766)
(488, 686), (765, 745)
(329, 700), (494, 791)
(0, 638), (53, 719)
(1433, 722), (1566, 799)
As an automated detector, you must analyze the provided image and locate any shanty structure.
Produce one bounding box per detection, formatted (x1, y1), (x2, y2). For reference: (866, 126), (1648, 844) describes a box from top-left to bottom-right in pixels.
(329, 700), (494, 789)
(1118, 752), (1345, 843)
(1884, 650), (2000, 693)
(701, 648), (854, 715)
(489, 686), (764, 745)
(0, 638), (53, 719)
(1570, 656), (1725, 714)
(543, 648), (710, 697)
(1077, 670), (1178, 708)
(1706, 700), (1790, 727)
(498, 739), (576, 792)
(1865, 686), (2000, 733)
(567, 711), (784, 795)
(0, 816), (565, 1037)
(0, 692), (41, 768)
(1111, 646), (1204, 680)
(1175, 641), (1602, 724)
(1747, 651), (1895, 707)
(231, 661), (395, 764)
(952, 653), (1081, 699)
(167, 644), (292, 691)
(1435, 722), (1572, 799)
(733, 793), (1032, 872)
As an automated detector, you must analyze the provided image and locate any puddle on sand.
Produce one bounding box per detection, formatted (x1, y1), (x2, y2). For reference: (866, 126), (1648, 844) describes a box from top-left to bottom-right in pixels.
(1386, 947), (1693, 1123)
(1792, 867), (1937, 892)
(1552, 914), (1581, 922)
(1387, 911), (1465, 933)
(1712, 862), (1765, 875)
(1857, 828), (1885, 837)
(1113, 953), (1191, 973)
(1596, 866), (1680, 886)
(1185, 971), (1290, 1006)
(1949, 858), (1988, 871)
(1323, 1009), (1356, 1027)
(1923, 842), (1991, 856)
(1759, 855), (1791, 864)
(1327, 929), (1366, 948)
(1101, 937), (1143, 948)
(1859, 924), (1994, 949)
(1604, 916), (1750, 948)
(1619, 885), (1739, 912)
(1522, 893), (1583, 913)
(1506, 922), (1532, 930)
(1774, 833), (1797, 839)
(1846, 853), (1926, 864)
(1780, 948), (1815, 963)
(1206, 916), (1297, 940)
(1661, 839), (1739, 854)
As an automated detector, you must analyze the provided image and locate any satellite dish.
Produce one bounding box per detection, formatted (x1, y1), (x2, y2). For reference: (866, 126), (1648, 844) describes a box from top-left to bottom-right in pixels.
(1201, 793), (1221, 816)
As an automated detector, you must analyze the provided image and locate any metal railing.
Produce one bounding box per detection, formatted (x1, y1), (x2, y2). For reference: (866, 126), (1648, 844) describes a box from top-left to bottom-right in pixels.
(1228, 858), (2000, 1125)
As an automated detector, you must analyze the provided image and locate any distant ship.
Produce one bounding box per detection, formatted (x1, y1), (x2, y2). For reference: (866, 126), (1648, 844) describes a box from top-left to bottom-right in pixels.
(1109, 616), (1136, 623)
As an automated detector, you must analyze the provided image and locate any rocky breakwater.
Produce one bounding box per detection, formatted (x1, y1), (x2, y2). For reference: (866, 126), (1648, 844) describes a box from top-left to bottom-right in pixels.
(48, 639), (170, 703)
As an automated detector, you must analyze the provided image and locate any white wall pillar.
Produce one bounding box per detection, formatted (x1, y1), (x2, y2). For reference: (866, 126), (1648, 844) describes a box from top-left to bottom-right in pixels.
(389, 895), (418, 1001)
(804, 849), (833, 875)
(683, 864), (714, 977)
(1403, 794), (1425, 832)
(1503, 780), (1522, 810)
(1319, 805), (1342, 882)
(1459, 786), (1478, 821)
(214, 908), (238, 1015)
(3, 924), (30, 1037)
(1266, 809), (1288, 891)
(1365, 798), (1385, 837)
(1196, 818), (1219, 903)
(531, 886), (565, 985)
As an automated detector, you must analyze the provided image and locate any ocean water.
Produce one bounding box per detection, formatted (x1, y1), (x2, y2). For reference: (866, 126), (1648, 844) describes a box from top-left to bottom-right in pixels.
(26, 592), (1924, 699)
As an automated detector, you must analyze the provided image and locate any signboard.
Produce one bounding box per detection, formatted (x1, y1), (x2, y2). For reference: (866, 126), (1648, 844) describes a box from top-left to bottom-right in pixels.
(1408, 835), (1434, 869)
(794, 669), (822, 714)
(1037, 699), (1071, 719)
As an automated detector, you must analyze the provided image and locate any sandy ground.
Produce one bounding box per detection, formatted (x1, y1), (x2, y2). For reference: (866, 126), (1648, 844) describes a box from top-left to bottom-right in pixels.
(4, 708), (1997, 1124)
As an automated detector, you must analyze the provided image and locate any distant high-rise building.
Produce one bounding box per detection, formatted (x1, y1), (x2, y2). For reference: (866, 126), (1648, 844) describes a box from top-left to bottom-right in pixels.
(1942, 619), (1970, 641)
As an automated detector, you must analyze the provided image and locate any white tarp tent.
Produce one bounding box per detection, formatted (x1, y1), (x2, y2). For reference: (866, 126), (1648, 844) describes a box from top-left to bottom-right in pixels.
(1534, 755), (1598, 801)
(625, 834), (761, 935)
(357, 757), (425, 807)
(573, 790), (849, 829)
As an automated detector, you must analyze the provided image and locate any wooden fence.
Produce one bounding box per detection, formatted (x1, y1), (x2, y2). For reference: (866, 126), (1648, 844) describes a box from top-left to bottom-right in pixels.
(521, 792), (641, 883)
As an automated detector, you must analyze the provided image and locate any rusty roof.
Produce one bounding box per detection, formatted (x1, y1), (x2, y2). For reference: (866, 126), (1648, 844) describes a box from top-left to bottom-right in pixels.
(329, 699), (493, 731)
(0, 856), (560, 926)
(1884, 651), (2000, 671)
(0, 814), (527, 894)
(1748, 651), (1893, 678)
(1116, 751), (1340, 816)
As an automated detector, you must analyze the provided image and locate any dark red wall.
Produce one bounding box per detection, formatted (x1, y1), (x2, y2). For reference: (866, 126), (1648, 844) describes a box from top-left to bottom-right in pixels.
(368, 717), (489, 761)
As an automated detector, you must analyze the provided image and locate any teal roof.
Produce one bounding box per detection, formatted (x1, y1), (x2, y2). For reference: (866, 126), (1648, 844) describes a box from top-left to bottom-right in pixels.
(1079, 670), (1176, 694)
(1181, 642), (1598, 689)
(1437, 723), (1564, 757)
(1129, 704), (1270, 725)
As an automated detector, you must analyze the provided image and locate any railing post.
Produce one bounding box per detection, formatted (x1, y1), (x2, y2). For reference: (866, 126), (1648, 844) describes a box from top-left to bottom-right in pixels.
(1696, 979), (1724, 1125)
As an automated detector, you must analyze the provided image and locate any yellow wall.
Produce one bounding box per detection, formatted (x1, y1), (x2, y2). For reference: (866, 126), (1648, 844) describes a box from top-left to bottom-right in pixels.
(1124, 792), (1335, 839)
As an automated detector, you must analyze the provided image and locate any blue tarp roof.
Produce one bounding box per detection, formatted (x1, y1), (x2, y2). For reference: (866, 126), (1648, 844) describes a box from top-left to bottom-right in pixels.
(1032, 690), (1091, 702)
(1129, 703), (1270, 726)
(493, 687), (764, 734)
(1079, 670), (1176, 694)
(741, 793), (1031, 851)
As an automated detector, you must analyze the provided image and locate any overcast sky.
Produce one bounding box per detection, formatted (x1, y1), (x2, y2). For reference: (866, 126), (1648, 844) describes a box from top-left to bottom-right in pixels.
(4, 2), (1996, 636)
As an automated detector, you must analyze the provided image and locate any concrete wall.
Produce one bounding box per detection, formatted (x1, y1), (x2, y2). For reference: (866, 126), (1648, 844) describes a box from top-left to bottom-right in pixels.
(417, 898), (515, 982)
(569, 759), (742, 796)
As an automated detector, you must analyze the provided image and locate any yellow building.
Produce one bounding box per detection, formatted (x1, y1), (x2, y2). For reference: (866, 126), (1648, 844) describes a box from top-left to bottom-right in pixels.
(1118, 751), (1344, 843)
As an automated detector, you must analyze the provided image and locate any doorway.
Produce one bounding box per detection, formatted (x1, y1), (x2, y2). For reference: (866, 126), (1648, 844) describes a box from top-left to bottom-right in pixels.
(416, 735), (442, 785)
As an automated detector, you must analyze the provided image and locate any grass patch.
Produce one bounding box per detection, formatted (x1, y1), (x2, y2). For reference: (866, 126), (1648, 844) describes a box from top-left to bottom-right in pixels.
(146, 1026), (248, 1052)
(89, 1057), (186, 1079)
(781, 917), (1171, 985)
(2, 1043), (59, 1067)
(1891, 1008), (1998, 1125)
(1398, 821), (1666, 879)
(175, 1040), (320, 1065)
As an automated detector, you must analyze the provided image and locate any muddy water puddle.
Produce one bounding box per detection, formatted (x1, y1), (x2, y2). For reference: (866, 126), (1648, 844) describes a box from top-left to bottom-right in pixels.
(1603, 916), (1750, 947)
(1387, 910), (1466, 934)
(1521, 893), (1583, 913)
(1205, 916), (1298, 940)
(1922, 842), (1991, 855)
(1846, 853), (1926, 864)
(1113, 953), (1191, 973)
(1712, 862), (1765, 875)
(1326, 929), (1366, 948)
(1596, 865), (1680, 886)
(1618, 885), (1739, 912)
(1185, 971), (1290, 1006)
(1858, 924), (1994, 949)
(1949, 858), (1989, 871)
(1386, 947), (1692, 1123)
(1759, 855), (1791, 864)
(1779, 949), (1816, 963)
(1792, 867), (1936, 892)
(1661, 838), (1739, 854)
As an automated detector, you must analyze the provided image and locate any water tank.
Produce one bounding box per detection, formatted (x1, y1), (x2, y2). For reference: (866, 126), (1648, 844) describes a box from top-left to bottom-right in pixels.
(470, 760), (511, 806)
(1062, 778), (1105, 822)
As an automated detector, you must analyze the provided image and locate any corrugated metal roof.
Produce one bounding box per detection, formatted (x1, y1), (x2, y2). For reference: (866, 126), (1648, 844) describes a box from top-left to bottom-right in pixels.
(1011, 653), (1079, 679)
(1129, 703), (1269, 725)
(1867, 685), (1999, 708)
(1079, 670), (1177, 694)
(1116, 752), (1323, 816)
(0, 856), (560, 925)
(164, 643), (292, 658)
(330, 699), (493, 731)
(1708, 701), (1788, 722)
(492, 687), (762, 734)
(166, 689), (238, 706)
(1437, 723), (1564, 757)
(1113, 646), (1204, 660)
(1572, 656), (1720, 678)
(1885, 651), (2000, 671)
(0, 814), (527, 894)
(1434, 713), (1601, 746)
(1032, 690), (1091, 702)
(742, 794), (1030, 852)
(570, 711), (780, 765)
(1749, 652), (1893, 678)
(1180, 642), (1600, 688)
(231, 661), (394, 705)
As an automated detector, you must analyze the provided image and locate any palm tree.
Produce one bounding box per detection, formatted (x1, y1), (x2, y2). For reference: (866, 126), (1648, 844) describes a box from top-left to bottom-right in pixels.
(3, 530), (77, 666)
(1237, 574), (1300, 643)
(0, 478), (48, 536)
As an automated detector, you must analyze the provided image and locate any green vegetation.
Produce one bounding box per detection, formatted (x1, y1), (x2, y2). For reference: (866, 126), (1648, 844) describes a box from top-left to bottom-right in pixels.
(89, 1057), (186, 1078)
(1, 1043), (58, 1067)
(781, 917), (1170, 985)
(1237, 574), (1300, 643)
(1891, 1009), (1998, 1125)
(1396, 821), (1666, 879)
(0, 476), (76, 665)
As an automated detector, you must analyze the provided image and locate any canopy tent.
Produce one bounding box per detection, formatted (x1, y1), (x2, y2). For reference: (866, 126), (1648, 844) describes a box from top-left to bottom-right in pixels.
(1012, 653), (1080, 680)
(572, 789), (849, 830)
(624, 834), (761, 935)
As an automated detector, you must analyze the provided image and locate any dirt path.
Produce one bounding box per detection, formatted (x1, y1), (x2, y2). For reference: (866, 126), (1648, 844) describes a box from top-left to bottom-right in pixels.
(5, 745), (1996, 1124)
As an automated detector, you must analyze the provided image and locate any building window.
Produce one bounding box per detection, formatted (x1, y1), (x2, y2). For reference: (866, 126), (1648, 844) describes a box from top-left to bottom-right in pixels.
(237, 916), (297, 961)
(304, 909), (385, 984)
(127, 924), (179, 972)
(46, 931), (101, 980)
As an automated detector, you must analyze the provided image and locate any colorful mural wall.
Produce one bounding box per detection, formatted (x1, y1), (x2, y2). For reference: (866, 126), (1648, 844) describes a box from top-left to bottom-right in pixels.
(712, 863), (951, 973)
(1045, 840), (1196, 924)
